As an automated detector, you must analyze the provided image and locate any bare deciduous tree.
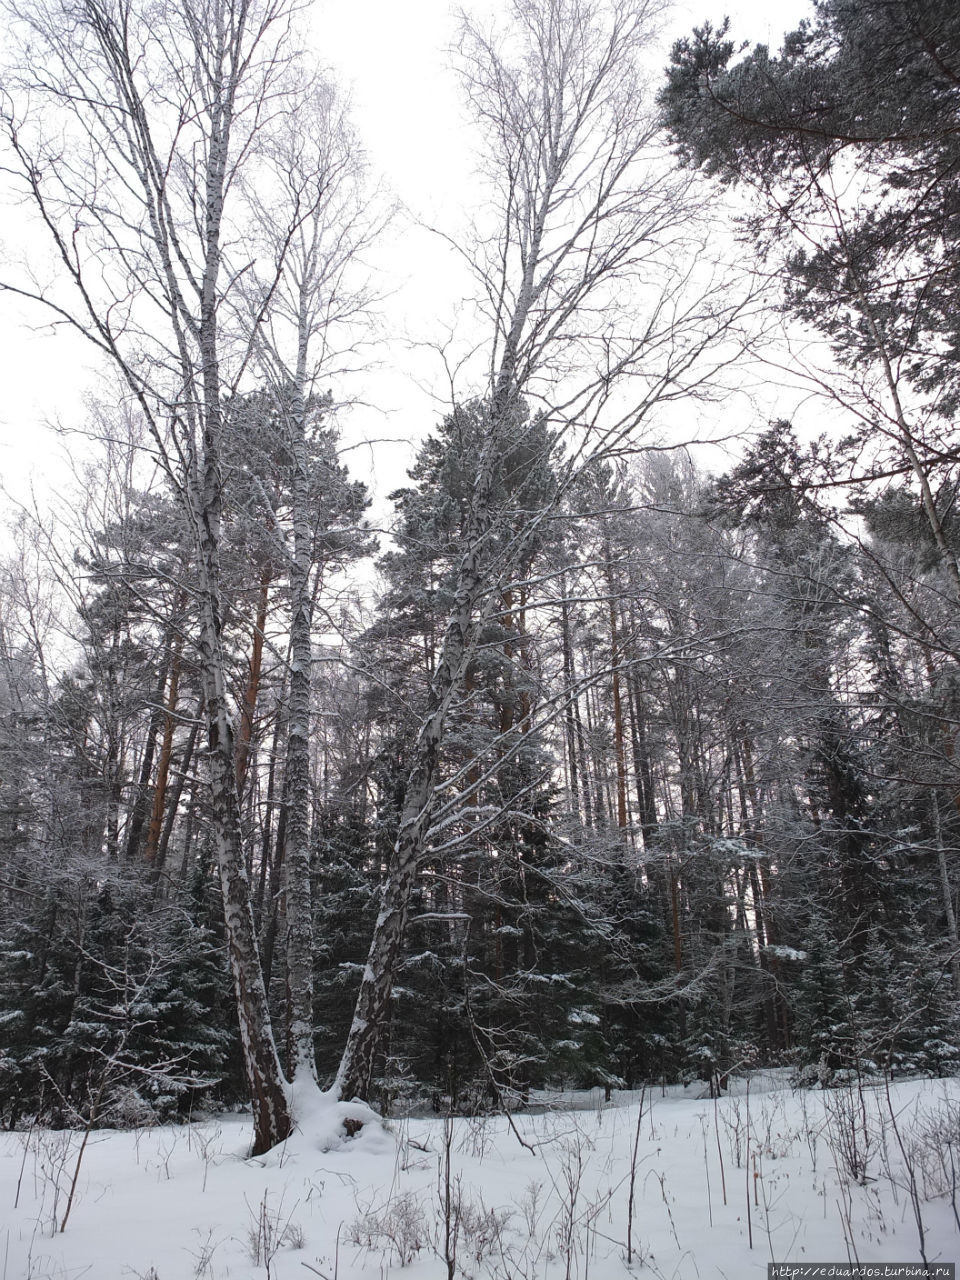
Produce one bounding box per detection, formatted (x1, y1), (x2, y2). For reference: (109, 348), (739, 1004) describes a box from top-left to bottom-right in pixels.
(243, 89), (382, 1087)
(334, 0), (755, 1103)
(1, 0), (337, 1152)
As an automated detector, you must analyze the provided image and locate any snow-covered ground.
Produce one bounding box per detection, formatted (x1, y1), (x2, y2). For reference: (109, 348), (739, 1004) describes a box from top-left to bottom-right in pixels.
(2, 1074), (958, 1279)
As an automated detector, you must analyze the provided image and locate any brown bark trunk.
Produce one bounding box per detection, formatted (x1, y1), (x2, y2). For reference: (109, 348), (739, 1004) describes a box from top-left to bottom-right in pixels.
(559, 585), (583, 821)
(152, 718), (199, 890)
(235, 566), (272, 797)
(604, 544), (629, 841)
(124, 648), (171, 861)
(144, 634), (184, 866)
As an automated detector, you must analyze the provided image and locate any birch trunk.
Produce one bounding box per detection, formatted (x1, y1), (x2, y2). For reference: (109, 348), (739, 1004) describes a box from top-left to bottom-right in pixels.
(235, 568), (272, 798)
(3, 0), (312, 1150)
(604, 538), (630, 842)
(194, 496), (290, 1153)
(193, 263), (289, 1127)
(191, 30), (291, 1150)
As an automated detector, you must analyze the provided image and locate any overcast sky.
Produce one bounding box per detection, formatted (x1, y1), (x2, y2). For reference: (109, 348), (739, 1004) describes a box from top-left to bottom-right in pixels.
(0, 0), (815, 512)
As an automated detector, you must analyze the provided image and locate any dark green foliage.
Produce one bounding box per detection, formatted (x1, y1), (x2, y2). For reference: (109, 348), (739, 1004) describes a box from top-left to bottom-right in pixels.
(311, 811), (381, 1087)
(0, 865), (241, 1128)
(592, 858), (678, 1089)
(855, 921), (960, 1079)
(792, 923), (859, 1085)
(661, 0), (960, 411)
(6, 366), (960, 1122)
(791, 916), (960, 1086)
(380, 753), (624, 1108)
(0, 888), (79, 1127)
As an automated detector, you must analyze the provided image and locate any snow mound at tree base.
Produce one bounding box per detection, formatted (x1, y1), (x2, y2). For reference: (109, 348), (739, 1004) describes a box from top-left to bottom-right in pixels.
(278, 1074), (392, 1157)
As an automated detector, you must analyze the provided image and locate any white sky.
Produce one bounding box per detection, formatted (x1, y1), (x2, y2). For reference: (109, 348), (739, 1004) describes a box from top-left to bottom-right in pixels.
(0, 0), (815, 516)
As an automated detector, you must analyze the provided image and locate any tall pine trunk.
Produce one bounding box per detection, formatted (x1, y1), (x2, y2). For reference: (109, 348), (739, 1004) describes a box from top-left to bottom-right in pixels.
(282, 341), (319, 1086)
(335, 493), (499, 1100)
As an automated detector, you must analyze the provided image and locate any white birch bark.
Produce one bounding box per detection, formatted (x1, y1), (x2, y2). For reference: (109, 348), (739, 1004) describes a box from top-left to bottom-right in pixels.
(335, 0), (744, 1101)
(244, 93), (377, 1086)
(2, 0), (303, 1152)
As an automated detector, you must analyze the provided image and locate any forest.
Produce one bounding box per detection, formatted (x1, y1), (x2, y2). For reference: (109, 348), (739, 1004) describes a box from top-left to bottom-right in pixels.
(0, 0), (958, 1166)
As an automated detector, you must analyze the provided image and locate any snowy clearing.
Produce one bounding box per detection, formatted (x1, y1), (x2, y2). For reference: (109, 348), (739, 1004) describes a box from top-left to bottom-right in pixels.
(2, 1074), (958, 1280)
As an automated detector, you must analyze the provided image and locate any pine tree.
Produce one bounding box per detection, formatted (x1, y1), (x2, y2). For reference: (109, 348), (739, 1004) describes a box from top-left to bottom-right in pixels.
(793, 924), (859, 1086)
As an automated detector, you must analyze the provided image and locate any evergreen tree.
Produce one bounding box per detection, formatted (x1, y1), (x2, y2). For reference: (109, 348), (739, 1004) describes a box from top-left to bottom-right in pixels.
(792, 922), (859, 1086)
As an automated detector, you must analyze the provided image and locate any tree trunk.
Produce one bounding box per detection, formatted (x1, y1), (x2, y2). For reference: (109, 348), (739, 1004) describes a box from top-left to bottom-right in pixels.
(235, 566), (272, 797)
(124, 648), (171, 861)
(194, 517), (290, 1150)
(931, 791), (960, 998)
(152, 719), (199, 890)
(335, 390), (519, 1101)
(144, 632), (184, 867)
(604, 542), (629, 842)
(559, 585), (584, 822)
(282, 348), (319, 1085)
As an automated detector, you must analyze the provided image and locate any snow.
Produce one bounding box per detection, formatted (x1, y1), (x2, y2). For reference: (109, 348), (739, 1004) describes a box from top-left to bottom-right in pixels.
(285, 1075), (391, 1156)
(2, 1074), (957, 1279)
(764, 945), (809, 962)
(568, 1009), (601, 1026)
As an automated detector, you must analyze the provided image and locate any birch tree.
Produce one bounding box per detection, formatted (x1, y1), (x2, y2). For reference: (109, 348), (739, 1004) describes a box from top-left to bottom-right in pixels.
(241, 88), (378, 1088)
(335, 0), (754, 1103)
(0, 0), (335, 1152)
